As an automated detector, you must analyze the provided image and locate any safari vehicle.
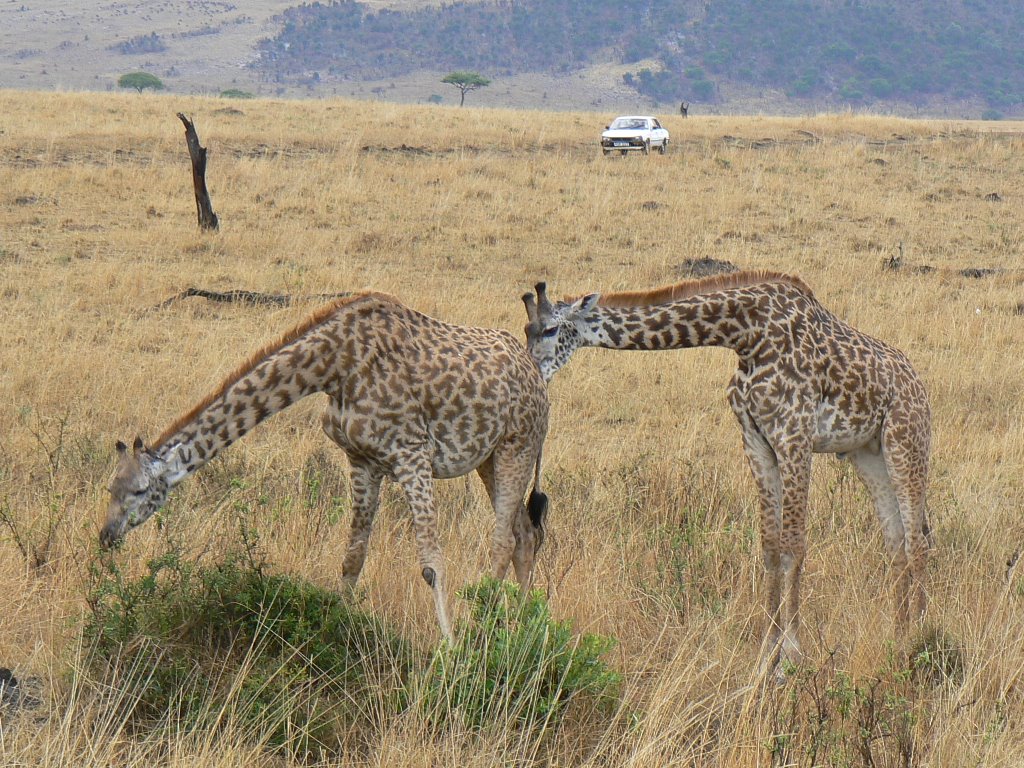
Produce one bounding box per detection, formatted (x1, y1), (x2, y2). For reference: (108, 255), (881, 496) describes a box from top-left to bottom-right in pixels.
(600, 115), (670, 155)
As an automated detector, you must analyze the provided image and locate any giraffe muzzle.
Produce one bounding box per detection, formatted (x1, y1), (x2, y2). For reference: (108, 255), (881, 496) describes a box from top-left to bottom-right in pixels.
(99, 520), (125, 549)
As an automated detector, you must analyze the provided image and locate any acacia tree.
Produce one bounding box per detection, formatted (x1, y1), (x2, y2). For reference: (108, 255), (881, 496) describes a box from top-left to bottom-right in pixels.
(118, 72), (165, 93)
(441, 71), (491, 106)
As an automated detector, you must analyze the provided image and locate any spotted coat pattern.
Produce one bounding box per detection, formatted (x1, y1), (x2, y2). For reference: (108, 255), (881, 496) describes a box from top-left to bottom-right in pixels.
(523, 270), (931, 668)
(103, 292), (550, 639)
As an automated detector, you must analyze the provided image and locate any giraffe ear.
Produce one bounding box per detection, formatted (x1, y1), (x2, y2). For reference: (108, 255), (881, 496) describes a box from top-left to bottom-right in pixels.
(575, 293), (600, 314)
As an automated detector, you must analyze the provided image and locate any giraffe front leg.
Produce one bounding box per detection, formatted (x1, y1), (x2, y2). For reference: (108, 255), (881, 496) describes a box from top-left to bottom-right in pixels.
(734, 405), (785, 668)
(341, 461), (384, 588)
(395, 454), (453, 640)
(776, 445), (812, 669)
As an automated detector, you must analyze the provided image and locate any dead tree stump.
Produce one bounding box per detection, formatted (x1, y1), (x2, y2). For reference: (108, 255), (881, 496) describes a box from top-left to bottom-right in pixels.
(176, 112), (219, 231)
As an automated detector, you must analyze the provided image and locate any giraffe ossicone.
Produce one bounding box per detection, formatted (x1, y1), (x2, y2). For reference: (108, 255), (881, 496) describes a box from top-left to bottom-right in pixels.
(104, 292), (551, 639)
(523, 270), (931, 671)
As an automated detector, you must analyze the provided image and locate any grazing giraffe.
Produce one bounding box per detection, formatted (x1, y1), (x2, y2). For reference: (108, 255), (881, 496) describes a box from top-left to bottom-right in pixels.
(522, 271), (931, 668)
(102, 292), (550, 639)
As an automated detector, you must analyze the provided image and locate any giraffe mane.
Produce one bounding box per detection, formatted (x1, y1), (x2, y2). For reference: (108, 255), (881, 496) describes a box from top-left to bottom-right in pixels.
(578, 270), (814, 308)
(153, 292), (393, 448)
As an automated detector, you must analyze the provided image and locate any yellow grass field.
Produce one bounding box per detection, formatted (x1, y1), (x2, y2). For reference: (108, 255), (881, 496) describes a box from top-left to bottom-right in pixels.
(1, 89), (1023, 766)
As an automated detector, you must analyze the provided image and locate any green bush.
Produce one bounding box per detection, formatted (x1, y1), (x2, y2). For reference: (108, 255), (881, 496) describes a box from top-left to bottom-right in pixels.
(84, 543), (413, 756)
(220, 88), (255, 99)
(82, 533), (622, 754)
(421, 577), (620, 733)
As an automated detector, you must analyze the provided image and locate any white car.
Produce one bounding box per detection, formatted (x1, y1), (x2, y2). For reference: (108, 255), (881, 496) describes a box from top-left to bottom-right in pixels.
(601, 115), (670, 156)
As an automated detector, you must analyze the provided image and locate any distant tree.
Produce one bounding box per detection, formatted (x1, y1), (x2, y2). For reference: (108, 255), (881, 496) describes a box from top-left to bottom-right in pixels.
(441, 71), (491, 106)
(427, 94), (444, 104)
(118, 72), (165, 93)
(219, 88), (254, 99)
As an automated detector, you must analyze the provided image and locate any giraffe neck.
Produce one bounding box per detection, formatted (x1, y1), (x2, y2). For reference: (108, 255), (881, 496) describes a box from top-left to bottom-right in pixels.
(585, 290), (768, 355)
(151, 320), (350, 484)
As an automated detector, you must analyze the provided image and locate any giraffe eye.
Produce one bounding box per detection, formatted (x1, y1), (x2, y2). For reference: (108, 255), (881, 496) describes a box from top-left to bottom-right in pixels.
(541, 326), (558, 338)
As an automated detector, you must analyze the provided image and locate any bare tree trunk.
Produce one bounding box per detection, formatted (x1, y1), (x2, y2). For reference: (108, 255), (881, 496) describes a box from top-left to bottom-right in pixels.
(176, 112), (219, 231)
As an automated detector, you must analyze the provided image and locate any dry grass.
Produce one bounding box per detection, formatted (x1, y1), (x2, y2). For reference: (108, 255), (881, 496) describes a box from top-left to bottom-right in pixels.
(1, 89), (1024, 765)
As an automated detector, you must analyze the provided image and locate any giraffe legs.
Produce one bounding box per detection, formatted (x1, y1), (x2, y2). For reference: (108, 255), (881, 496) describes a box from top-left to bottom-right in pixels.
(733, 391), (811, 671)
(394, 453), (453, 640)
(846, 445), (915, 629)
(341, 461), (384, 587)
(733, 398), (812, 672)
(737, 423), (784, 659)
(776, 446), (811, 668)
(477, 448), (544, 590)
(882, 416), (931, 625)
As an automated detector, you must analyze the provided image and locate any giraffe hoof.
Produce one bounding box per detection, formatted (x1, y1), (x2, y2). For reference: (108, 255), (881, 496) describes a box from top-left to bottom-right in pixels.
(421, 567), (436, 588)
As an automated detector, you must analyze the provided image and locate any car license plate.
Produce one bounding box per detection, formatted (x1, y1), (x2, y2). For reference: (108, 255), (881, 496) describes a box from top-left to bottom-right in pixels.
(613, 141), (628, 147)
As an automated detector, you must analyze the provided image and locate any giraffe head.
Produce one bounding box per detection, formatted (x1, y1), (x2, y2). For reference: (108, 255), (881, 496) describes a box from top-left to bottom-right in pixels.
(100, 437), (180, 547)
(522, 282), (600, 382)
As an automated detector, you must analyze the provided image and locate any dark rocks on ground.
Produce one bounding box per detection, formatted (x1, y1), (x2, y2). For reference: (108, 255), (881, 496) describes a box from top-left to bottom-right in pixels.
(676, 257), (739, 278)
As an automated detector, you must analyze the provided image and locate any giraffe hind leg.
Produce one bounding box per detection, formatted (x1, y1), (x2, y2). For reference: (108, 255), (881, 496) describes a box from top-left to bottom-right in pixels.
(489, 444), (543, 590)
(847, 446), (912, 629)
(882, 418), (931, 624)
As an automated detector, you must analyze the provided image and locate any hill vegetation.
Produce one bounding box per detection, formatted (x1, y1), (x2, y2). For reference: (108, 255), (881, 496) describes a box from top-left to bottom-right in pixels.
(256, 0), (1024, 113)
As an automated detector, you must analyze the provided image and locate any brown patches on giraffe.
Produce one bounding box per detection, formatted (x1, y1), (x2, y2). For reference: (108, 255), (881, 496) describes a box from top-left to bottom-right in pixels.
(105, 292), (550, 640)
(523, 271), (931, 674)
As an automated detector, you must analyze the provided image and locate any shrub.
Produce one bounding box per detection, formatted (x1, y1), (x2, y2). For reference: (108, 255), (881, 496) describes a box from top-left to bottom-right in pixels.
(421, 577), (620, 733)
(220, 89), (255, 99)
(764, 644), (939, 767)
(83, 541), (414, 757)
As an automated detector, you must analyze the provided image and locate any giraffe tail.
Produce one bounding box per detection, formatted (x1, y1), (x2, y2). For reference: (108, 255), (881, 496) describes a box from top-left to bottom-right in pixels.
(527, 488), (549, 530)
(527, 450), (549, 532)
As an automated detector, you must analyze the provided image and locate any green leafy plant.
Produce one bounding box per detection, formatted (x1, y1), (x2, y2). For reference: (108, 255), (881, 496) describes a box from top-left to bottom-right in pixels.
(83, 535), (413, 756)
(422, 577), (620, 733)
(765, 645), (931, 767)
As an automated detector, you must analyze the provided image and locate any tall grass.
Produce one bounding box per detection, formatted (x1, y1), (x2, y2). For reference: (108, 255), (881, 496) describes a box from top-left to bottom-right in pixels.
(1, 89), (1023, 764)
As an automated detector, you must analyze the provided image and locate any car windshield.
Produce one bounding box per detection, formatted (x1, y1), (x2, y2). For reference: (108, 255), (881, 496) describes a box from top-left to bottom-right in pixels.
(610, 118), (647, 130)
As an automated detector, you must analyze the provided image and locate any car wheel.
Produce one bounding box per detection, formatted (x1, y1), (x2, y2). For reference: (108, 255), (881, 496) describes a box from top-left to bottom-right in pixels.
(602, 148), (611, 156)
(658, 140), (667, 155)
(620, 150), (627, 156)
(642, 140), (650, 155)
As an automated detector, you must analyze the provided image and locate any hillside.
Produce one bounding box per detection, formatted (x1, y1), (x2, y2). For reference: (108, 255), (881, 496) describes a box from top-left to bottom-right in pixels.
(256, 0), (1024, 117)
(1, 1), (1022, 116)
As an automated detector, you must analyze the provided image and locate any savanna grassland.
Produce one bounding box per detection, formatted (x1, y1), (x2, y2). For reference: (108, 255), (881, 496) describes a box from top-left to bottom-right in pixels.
(1, 89), (1023, 766)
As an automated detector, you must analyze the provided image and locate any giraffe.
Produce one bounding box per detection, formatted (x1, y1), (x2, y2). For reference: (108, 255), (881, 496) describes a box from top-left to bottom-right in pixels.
(102, 292), (550, 639)
(522, 270), (931, 669)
